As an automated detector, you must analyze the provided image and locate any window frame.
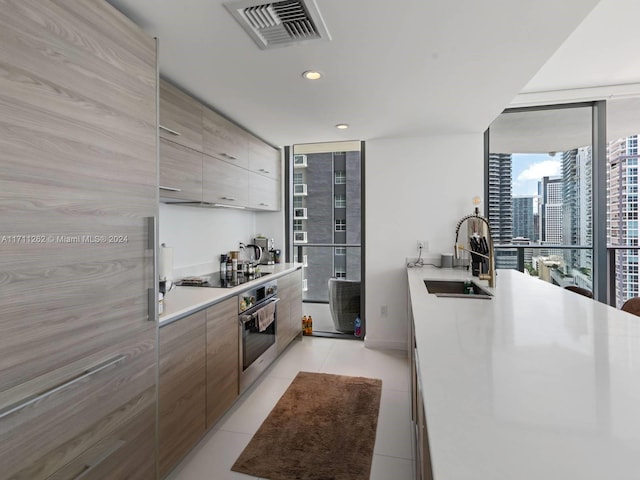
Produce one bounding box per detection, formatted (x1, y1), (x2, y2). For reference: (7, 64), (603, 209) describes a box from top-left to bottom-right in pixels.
(485, 101), (607, 303)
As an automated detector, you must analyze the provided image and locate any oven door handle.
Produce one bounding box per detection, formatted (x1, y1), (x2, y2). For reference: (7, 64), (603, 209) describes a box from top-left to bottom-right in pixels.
(239, 297), (279, 324)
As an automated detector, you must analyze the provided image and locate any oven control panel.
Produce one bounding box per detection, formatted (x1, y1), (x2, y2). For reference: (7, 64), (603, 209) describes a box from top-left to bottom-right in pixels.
(239, 279), (277, 313)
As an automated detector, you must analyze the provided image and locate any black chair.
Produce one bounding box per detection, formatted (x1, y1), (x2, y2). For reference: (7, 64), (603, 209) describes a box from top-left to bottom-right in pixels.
(621, 297), (640, 317)
(328, 278), (360, 332)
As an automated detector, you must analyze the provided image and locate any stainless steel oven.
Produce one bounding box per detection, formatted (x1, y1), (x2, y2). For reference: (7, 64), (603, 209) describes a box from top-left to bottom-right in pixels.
(238, 279), (278, 393)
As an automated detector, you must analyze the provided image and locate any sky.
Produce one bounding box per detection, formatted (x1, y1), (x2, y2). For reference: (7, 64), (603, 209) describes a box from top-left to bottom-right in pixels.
(511, 153), (561, 196)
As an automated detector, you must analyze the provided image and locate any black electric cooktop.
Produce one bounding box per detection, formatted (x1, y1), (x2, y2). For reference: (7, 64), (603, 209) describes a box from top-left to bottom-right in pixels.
(176, 271), (270, 288)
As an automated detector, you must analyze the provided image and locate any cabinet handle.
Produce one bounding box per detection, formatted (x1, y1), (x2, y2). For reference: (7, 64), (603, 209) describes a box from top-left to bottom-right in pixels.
(221, 153), (237, 160)
(147, 216), (156, 323)
(259, 168), (271, 174)
(221, 196), (237, 201)
(71, 439), (126, 480)
(0, 355), (126, 420)
(159, 125), (181, 136)
(260, 203), (271, 207)
(159, 185), (182, 192)
(146, 215), (156, 251)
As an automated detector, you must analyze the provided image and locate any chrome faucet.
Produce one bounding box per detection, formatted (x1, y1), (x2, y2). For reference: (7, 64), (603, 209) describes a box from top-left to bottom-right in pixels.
(454, 208), (496, 288)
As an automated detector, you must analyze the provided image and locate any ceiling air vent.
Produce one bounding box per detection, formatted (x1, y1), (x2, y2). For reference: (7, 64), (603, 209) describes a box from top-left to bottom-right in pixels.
(224, 0), (331, 49)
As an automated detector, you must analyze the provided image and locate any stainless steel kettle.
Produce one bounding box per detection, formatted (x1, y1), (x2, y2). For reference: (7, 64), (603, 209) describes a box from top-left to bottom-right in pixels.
(244, 244), (263, 265)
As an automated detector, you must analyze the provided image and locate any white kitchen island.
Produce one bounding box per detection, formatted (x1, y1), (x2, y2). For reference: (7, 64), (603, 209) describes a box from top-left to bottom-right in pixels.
(407, 266), (640, 480)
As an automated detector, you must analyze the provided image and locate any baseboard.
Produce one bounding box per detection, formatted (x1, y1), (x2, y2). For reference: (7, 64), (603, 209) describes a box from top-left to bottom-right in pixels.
(364, 337), (408, 352)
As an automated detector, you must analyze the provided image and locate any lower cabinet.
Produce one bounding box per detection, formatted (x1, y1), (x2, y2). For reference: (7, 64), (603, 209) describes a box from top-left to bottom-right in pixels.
(158, 270), (302, 477)
(410, 306), (433, 480)
(4, 332), (157, 480)
(159, 311), (207, 478)
(47, 402), (156, 480)
(277, 269), (303, 354)
(206, 297), (239, 429)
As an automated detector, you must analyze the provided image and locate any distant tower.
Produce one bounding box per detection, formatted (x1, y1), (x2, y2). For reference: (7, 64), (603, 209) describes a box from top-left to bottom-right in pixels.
(487, 153), (514, 268)
(561, 148), (592, 289)
(577, 147), (593, 283)
(562, 150), (579, 268)
(512, 195), (535, 240)
(539, 176), (563, 245)
(608, 135), (639, 306)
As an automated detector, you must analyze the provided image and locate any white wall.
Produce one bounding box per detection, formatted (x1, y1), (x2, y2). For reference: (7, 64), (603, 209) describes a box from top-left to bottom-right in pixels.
(364, 134), (484, 350)
(159, 203), (257, 278)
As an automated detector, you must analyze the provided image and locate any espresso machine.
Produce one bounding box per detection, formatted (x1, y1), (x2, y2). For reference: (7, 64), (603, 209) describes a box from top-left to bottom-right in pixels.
(253, 237), (275, 264)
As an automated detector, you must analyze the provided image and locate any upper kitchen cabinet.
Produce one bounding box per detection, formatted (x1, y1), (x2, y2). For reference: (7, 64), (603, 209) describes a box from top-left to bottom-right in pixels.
(157, 77), (280, 210)
(203, 107), (249, 169)
(203, 155), (249, 206)
(248, 136), (281, 181)
(249, 172), (280, 211)
(159, 138), (203, 202)
(159, 79), (203, 151)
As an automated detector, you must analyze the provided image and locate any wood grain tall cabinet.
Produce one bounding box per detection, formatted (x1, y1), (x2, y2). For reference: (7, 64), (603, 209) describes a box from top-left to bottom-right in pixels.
(0, 1), (158, 479)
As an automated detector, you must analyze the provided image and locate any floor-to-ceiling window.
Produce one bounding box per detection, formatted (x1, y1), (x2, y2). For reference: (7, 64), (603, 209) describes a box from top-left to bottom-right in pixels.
(487, 104), (595, 291)
(486, 98), (640, 306)
(287, 141), (364, 337)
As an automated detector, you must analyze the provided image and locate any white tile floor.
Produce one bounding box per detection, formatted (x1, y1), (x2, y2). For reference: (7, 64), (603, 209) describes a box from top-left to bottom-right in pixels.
(302, 302), (337, 333)
(166, 336), (414, 480)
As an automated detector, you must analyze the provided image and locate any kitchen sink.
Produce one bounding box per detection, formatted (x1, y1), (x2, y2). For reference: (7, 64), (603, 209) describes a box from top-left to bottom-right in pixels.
(423, 280), (492, 299)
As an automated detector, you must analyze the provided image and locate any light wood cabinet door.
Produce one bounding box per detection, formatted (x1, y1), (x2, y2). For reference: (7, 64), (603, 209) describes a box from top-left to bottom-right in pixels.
(289, 270), (303, 341)
(159, 138), (203, 202)
(203, 107), (249, 168)
(203, 154), (250, 206)
(0, 1), (157, 478)
(206, 297), (239, 429)
(249, 172), (280, 211)
(249, 137), (281, 181)
(277, 269), (303, 353)
(46, 400), (156, 480)
(159, 79), (203, 151)
(159, 311), (207, 478)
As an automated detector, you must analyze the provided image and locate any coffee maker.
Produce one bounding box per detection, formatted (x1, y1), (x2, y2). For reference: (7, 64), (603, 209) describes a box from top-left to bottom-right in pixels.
(253, 237), (274, 264)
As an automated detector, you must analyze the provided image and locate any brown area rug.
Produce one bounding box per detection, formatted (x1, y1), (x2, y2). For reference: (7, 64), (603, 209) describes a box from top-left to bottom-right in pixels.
(231, 371), (383, 480)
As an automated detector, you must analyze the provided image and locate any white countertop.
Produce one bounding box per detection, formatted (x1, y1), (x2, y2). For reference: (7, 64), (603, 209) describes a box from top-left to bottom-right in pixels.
(408, 266), (640, 480)
(159, 263), (301, 326)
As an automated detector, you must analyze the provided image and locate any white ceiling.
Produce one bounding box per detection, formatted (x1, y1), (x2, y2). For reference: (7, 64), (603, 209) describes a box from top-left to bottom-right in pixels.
(489, 0), (640, 154)
(106, 0), (640, 148)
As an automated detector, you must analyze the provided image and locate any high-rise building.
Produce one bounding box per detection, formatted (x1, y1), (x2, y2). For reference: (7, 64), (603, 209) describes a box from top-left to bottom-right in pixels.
(539, 176), (563, 244)
(488, 153), (514, 268)
(293, 150), (361, 302)
(577, 147), (593, 282)
(561, 148), (593, 289)
(608, 135), (640, 307)
(562, 150), (579, 267)
(512, 195), (536, 267)
(513, 195), (535, 240)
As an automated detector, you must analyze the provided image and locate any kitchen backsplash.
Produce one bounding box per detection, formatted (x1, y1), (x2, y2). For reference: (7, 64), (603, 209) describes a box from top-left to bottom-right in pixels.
(159, 203), (258, 279)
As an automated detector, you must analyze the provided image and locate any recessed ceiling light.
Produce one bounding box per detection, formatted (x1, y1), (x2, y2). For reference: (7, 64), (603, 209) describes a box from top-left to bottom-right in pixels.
(302, 70), (322, 80)
(335, 124), (349, 129)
